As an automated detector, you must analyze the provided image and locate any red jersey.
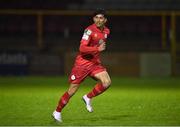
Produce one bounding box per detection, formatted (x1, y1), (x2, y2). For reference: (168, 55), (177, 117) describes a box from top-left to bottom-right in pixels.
(74, 23), (110, 67)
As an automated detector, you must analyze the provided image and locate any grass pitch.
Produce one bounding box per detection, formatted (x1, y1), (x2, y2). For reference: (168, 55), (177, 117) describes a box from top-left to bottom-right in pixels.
(0, 76), (180, 126)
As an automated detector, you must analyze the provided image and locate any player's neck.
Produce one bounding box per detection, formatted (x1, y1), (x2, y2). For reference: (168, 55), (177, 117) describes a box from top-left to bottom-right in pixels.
(97, 25), (104, 31)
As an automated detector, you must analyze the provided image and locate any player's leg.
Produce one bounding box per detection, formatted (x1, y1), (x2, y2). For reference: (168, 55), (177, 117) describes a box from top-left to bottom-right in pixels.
(56, 83), (80, 112)
(87, 71), (111, 98)
(53, 65), (89, 122)
(53, 83), (79, 122)
(83, 70), (111, 112)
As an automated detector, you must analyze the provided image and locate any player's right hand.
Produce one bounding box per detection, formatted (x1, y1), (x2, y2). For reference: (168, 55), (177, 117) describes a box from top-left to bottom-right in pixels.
(98, 42), (106, 51)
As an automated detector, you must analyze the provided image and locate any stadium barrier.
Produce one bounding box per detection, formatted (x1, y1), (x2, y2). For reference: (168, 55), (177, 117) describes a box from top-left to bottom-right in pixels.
(0, 51), (172, 77)
(0, 51), (29, 75)
(64, 52), (171, 77)
(140, 53), (171, 77)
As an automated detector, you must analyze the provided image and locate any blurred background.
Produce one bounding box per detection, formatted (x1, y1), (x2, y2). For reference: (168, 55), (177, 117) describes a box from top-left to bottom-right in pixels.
(0, 0), (180, 77)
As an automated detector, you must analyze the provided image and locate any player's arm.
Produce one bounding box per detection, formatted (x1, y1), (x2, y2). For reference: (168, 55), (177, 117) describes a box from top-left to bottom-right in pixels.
(79, 29), (105, 53)
(80, 43), (99, 53)
(80, 41), (106, 53)
(79, 29), (98, 54)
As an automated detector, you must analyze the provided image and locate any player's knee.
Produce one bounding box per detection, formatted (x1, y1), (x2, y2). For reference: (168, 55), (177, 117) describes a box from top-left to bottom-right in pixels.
(68, 89), (76, 96)
(102, 79), (111, 88)
(68, 85), (78, 96)
(106, 79), (111, 87)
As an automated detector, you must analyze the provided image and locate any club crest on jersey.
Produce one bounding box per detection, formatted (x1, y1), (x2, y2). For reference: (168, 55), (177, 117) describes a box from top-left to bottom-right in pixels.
(104, 34), (107, 38)
(94, 34), (97, 37)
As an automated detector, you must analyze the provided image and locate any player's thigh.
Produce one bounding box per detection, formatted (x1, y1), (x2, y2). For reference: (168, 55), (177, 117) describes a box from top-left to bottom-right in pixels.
(68, 66), (89, 85)
(94, 71), (111, 87)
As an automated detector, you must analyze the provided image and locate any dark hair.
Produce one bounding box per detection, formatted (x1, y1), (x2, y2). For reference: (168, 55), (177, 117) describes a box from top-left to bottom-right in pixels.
(93, 9), (107, 18)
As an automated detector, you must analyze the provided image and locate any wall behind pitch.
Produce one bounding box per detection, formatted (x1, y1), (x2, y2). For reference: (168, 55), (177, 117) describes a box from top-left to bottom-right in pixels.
(64, 52), (140, 77)
(64, 52), (77, 76)
(29, 53), (64, 75)
(0, 51), (29, 75)
(140, 53), (171, 77)
(101, 52), (140, 76)
(64, 52), (171, 77)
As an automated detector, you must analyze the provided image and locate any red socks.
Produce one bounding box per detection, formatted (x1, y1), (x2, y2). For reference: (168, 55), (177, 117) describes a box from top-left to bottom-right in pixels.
(87, 83), (107, 99)
(56, 84), (107, 112)
(56, 92), (70, 112)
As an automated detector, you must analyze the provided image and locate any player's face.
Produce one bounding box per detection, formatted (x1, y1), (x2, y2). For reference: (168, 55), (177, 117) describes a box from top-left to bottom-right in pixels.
(93, 14), (107, 28)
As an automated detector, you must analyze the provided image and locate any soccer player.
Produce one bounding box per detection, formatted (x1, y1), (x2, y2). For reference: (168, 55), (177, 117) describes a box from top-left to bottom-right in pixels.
(52, 9), (111, 122)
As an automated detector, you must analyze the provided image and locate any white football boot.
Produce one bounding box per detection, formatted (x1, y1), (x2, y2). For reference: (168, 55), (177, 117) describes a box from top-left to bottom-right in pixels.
(52, 110), (62, 123)
(82, 95), (93, 112)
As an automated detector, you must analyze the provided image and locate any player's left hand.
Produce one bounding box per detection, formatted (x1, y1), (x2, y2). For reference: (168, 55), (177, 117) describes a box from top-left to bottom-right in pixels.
(98, 42), (106, 51)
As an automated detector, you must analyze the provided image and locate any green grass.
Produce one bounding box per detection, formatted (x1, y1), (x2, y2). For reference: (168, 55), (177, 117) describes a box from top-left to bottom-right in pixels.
(0, 76), (180, 126)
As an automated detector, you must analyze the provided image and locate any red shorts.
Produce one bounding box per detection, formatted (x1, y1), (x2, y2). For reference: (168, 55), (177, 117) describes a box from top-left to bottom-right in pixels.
(68, 64), (106, 84)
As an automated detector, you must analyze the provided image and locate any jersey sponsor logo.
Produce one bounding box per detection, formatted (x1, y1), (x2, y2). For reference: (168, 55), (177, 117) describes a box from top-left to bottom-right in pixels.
(71, 75), (76, 80)
(82, 34), (89, 40)
(82, 29), (92, 40)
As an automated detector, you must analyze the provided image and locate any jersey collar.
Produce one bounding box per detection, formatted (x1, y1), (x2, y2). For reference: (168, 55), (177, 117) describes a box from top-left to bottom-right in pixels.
(93, 23), (105, 32)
